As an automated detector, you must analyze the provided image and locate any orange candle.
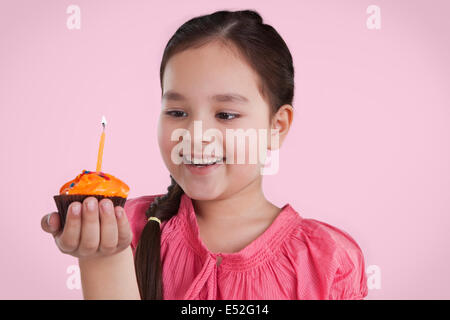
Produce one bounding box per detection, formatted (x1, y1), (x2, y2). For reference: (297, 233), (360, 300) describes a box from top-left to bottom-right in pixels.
(96, 116), (107, 172)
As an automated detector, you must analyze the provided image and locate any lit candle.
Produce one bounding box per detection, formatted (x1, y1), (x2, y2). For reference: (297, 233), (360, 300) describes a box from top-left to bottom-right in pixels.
(96, 115), (107, 172)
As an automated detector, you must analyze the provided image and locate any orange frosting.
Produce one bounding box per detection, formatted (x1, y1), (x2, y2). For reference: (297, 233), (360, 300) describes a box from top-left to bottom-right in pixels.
(59, 170), (129, 198)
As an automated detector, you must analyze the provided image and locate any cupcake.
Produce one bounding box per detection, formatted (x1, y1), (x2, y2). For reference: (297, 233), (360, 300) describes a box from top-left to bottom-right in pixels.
(54, 170), (130, 228)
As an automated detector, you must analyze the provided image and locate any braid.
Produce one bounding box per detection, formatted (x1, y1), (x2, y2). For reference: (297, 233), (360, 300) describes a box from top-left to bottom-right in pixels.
(146, 175), (183, 223)
(134, 175), (184, 299)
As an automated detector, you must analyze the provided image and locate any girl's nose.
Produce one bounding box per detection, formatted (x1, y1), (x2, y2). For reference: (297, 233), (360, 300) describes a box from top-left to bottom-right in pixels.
(182, 119), (224, 155)
(185, 118), (220, 140)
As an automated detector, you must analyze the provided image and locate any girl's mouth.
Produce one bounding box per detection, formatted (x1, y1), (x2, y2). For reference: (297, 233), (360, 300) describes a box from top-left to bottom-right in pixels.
(180, 153), (226, 165)
(182, 156), (226, 175)
(185, 161), (223, 175)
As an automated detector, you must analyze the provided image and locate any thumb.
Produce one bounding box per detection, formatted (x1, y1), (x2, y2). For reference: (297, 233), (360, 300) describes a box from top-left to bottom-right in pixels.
(41, 212), (61, 236)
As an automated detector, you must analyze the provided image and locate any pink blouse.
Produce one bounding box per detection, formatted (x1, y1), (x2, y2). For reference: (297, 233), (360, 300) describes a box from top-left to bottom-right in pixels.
(124, 193), (368, 300)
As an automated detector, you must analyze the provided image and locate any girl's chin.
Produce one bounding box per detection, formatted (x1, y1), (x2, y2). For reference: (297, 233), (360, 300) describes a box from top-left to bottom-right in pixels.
(181, 182), (223, 200)
(185, 191), (222, 201)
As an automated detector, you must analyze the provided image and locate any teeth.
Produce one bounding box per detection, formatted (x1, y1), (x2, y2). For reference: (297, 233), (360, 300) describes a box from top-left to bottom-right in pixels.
(182, 155), (224, 165)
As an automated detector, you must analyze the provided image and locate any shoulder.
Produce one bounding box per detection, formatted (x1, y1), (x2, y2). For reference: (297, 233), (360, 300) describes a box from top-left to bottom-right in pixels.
(124, 194), (165, 250)
(124, 194), (164, 227)
(309, 219), (368, 299)
(288, 217), (368, 299)
(124, 194), (163, 215)
(299, 218), (365, 259)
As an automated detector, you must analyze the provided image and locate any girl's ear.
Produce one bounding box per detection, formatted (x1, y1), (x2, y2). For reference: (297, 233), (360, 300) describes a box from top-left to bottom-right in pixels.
(268, 104), (294, 150)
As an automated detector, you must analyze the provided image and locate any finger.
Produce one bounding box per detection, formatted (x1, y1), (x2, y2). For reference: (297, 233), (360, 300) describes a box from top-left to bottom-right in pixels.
(41, 212), (61, 237)
(55, 202), (82, 253)
(98, 198), (118, 255)
(78, 197), (100, 257)
(116, 206), (133, 250)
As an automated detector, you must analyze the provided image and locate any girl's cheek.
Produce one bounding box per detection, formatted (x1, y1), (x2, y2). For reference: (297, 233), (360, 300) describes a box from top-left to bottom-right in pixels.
(158, 124), (178, 165)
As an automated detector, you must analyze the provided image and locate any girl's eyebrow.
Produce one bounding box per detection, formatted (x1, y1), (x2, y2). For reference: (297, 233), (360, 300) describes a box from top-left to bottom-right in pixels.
(162, 90), (249, 104)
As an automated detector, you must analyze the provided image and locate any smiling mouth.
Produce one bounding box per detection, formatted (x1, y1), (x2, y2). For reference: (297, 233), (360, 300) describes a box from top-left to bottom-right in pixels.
(188, 162), (220, 168)
(179, 152), (226, 166)
(184, 157), (226, 167)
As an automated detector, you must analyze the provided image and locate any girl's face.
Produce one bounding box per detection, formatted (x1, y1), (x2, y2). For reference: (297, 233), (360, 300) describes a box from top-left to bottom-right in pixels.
(158, 40), (274, 200)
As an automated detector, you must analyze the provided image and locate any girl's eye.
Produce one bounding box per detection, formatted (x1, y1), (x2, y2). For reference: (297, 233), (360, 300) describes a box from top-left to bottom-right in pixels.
(165, 111), (240, 121)
(165, 110), (187, 118)
(216, 112), (240, 120)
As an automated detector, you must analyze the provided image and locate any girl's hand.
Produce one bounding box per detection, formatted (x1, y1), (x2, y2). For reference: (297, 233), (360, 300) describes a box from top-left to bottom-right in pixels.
(41, 197), (133, 260)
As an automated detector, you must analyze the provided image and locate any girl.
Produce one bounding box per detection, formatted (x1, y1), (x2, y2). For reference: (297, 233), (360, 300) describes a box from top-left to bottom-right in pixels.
(42, 9), (368, 300)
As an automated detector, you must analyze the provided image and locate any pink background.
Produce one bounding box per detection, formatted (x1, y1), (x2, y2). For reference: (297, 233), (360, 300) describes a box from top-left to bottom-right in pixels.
(1, 0), (449, 299)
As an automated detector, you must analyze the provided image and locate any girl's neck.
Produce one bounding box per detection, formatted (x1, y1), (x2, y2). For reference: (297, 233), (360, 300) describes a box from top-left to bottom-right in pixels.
(191, 179), (280, 226)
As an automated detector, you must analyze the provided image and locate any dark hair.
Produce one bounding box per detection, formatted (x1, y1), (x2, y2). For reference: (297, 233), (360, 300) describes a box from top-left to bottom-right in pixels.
(134, 9), (295, 300)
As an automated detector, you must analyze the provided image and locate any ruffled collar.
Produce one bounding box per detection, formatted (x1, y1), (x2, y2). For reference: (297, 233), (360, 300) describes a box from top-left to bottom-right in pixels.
(177, 193), (301, 271)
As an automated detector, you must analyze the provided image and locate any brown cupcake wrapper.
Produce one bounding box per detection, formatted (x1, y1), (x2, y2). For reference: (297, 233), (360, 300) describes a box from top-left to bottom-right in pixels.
(53, 194), (127, 228)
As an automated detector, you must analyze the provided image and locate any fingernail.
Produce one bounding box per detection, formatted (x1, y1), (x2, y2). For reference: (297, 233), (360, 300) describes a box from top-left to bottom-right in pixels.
(47, 213), (52, 226)
(87, 199), (96, 211)
(115, 208), (122, 218)
(102, 201), (112, 211)
(72, 203), (81, 215)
